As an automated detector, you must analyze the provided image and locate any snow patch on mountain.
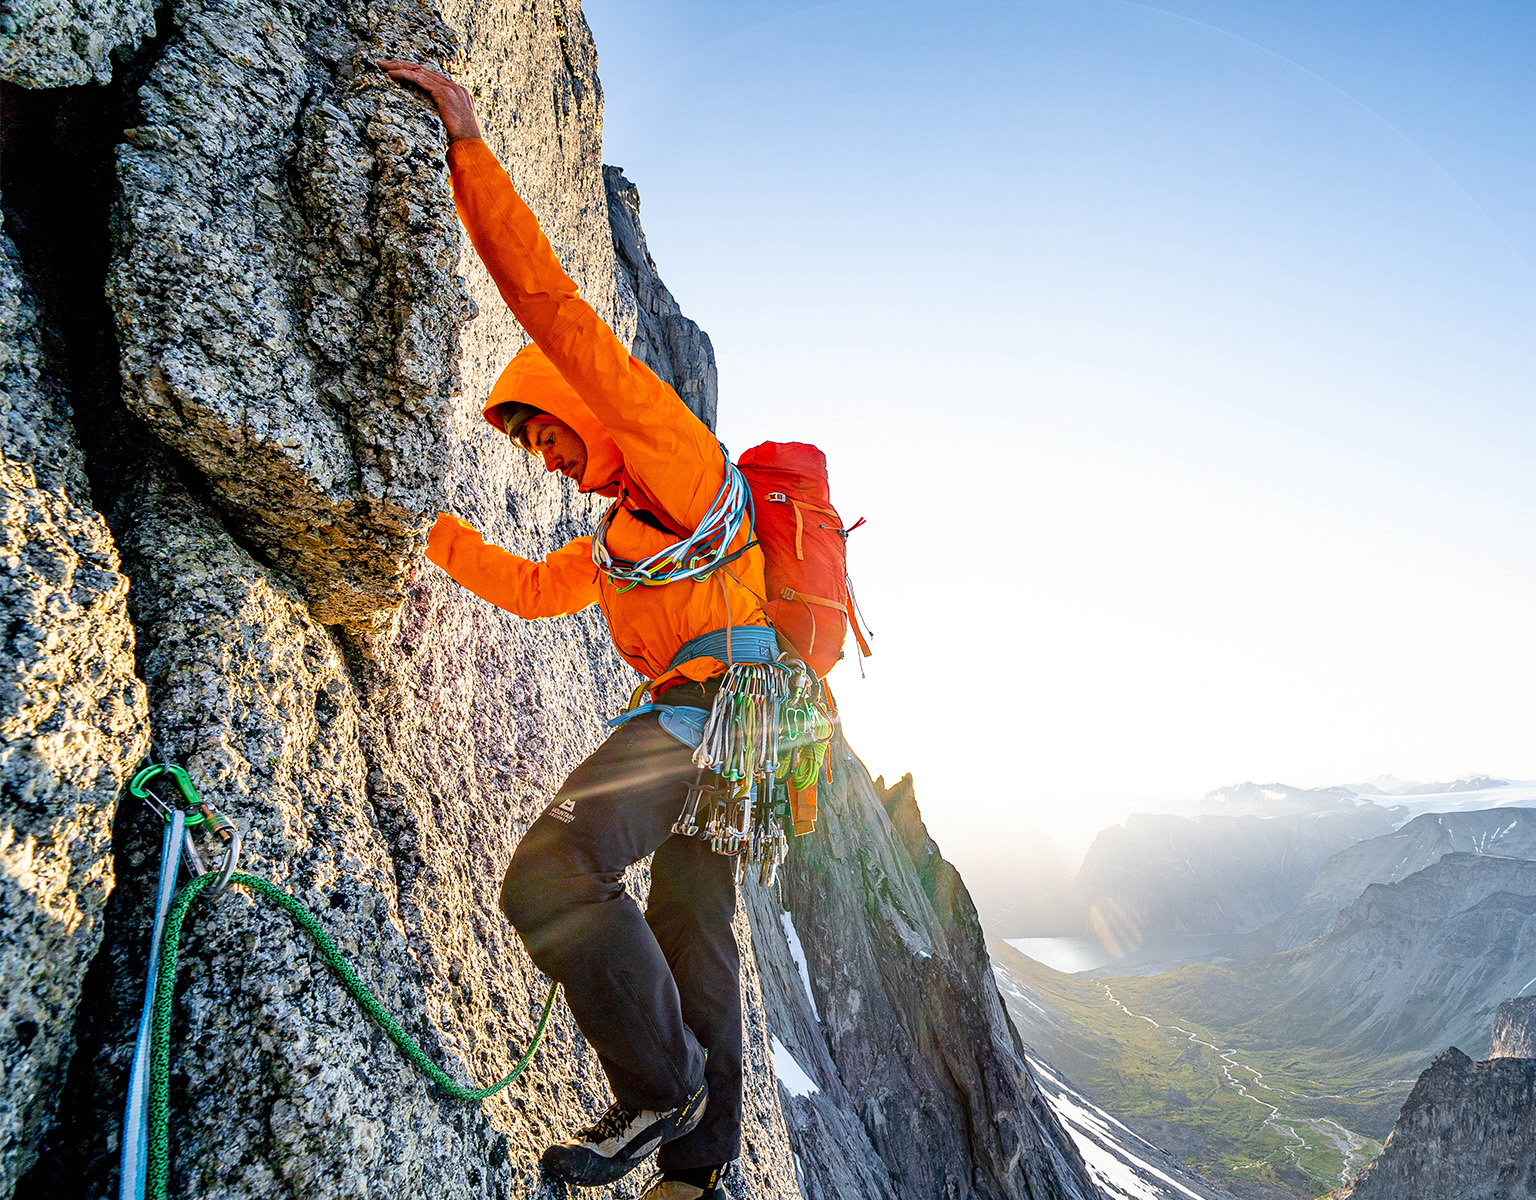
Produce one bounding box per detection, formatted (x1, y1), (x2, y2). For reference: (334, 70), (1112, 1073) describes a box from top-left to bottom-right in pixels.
(779, 911), (820, 1021)
(1028, 1055), (1230, 1200)
(770, 1036), (821, 1098)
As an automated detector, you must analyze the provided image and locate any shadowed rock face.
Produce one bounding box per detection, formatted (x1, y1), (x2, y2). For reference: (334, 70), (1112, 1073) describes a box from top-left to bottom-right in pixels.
(1240, 807), (1536, 957)
(748, 764), (1099, 1200)
(1327, 1045), (1536, 1200)
(604, 164), (719, 431)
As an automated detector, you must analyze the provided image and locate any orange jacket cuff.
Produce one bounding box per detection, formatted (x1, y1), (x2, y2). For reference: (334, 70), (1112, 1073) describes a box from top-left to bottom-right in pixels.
(447, 137), (496, 178)
(426, 512), (469, 570)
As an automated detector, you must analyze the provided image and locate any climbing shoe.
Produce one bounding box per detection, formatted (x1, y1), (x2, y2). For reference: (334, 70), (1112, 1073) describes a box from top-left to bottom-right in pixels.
(540, 1084), (708, 1185)
(639, 1164), (728, 1198)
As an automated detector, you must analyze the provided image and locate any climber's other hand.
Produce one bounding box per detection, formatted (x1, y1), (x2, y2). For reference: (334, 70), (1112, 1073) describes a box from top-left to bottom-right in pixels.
(378, 60), (484, 143)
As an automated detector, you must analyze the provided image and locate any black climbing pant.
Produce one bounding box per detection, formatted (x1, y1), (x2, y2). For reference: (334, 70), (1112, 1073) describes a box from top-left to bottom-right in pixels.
(500, 709), (742, 1171)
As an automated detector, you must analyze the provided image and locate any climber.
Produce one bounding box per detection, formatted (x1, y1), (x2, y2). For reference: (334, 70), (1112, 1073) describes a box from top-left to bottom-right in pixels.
(379, 59), (765, 1200)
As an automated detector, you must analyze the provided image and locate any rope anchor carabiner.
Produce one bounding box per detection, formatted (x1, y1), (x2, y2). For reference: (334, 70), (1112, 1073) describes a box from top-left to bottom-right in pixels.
(129, 763), (243, 895)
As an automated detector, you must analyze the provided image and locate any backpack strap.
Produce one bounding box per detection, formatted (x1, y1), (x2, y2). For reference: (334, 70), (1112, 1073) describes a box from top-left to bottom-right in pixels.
(764, 492), (838, 560)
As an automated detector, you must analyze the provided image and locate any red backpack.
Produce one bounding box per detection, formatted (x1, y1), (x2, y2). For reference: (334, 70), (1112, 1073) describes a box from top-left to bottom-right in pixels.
(738, 442), (871, 678)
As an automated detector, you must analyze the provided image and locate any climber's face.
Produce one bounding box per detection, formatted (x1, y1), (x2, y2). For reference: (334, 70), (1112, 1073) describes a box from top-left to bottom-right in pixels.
(521, 417), (589, 484)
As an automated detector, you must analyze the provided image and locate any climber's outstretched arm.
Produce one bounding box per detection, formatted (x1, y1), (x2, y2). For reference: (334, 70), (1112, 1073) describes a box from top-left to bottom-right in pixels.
(426, 517), (601, 618)
(378, 60), (728, 533)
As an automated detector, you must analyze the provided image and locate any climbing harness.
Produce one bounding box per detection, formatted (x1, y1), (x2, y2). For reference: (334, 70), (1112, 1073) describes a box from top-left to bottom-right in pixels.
(587, 438), (861, 881)
(592, 448), (755, 591)
(688, 655), (833, 885)
(608, 624), (836, 888)
(119, 762), (558, 1200)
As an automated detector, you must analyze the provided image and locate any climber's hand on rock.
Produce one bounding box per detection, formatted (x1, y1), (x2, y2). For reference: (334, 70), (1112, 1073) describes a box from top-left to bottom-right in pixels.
(378, 60), (484, 142)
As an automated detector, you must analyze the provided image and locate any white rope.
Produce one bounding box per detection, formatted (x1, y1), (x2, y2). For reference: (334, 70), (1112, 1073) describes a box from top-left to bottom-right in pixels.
(592, 456), (752, 588)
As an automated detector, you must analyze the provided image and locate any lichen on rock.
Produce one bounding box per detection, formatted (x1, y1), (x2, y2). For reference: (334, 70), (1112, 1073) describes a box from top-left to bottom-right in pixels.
(0, 0), (157, 86)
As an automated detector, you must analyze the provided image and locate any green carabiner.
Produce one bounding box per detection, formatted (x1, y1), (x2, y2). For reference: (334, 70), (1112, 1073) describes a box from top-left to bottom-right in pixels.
(129, 763), (209, 827)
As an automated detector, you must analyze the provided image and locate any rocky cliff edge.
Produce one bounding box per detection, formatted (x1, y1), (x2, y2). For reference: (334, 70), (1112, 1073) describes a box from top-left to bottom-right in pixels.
(1327, 1001), (1536, 1200)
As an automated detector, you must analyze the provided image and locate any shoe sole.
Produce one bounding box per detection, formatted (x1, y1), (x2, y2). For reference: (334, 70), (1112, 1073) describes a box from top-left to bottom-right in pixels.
(540, 1093), (707, 1186)
(541, 1137), (663, 1186)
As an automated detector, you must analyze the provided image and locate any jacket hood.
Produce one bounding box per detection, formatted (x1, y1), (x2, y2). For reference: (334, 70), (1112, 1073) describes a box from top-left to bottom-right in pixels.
(483, 344), (625, 495)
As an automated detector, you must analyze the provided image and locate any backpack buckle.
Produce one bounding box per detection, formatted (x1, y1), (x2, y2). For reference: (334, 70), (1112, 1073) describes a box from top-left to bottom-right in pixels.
(766, 492), (787, 503)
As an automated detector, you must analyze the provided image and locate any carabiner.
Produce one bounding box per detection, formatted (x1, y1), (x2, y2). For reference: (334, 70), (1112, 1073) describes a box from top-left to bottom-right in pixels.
(129, 760), (242, 895)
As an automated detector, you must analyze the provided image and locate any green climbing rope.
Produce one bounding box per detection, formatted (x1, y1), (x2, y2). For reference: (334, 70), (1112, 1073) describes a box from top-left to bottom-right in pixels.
(146, 870), (559, 1200)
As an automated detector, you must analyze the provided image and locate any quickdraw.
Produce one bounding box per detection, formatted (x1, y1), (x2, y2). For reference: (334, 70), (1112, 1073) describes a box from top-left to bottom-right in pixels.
(677, 658), (835, 886)
(120, 763), (243, 1200)
(119, 760), (557, 1200)
(129, 763), (243, 892)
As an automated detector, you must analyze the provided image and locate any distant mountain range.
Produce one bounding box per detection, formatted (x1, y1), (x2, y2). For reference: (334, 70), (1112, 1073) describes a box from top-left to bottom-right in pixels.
(1239, 808), (1536, 956)
(1142, 851), (1536, 1069)
(987, 792), (1536, 1197)
(1198, 781), (1388, 816)
(1001, 804), (1397, 939)
(978, 777), (1536, 942)
(1351, 774), (1510, 797)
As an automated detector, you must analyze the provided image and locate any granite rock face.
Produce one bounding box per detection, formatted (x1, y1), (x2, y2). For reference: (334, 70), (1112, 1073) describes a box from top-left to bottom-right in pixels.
(0, 0), (156, 86)
(748, 764), (1100, 1200)
(0, 452), (147, 1195)
(6, 0), (795, 1196)
(1327, 1042), (1536, 1200)
(0, 216), (89, 498)
(109, 0), (473, 627)
(0, 214), (149, 1193)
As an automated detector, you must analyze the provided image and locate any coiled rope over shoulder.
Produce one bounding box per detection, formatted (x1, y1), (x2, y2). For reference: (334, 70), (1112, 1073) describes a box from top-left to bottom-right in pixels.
(592, 450), (754, 590)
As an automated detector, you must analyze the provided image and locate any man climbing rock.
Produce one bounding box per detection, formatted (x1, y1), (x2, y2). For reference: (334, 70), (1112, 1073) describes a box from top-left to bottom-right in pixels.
(381, 59), (769, 1200)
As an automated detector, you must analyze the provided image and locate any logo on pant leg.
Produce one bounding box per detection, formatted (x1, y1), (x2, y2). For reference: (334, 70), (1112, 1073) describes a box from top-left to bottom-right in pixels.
(550, 796), (577, 824)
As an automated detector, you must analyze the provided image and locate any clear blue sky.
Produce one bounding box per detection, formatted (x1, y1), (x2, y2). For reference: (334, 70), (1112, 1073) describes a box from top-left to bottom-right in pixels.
(582, 0), (1536, 858)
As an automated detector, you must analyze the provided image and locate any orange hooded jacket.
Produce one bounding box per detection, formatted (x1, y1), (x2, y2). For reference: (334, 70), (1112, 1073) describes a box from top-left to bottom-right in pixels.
(425, 137), (770, 688)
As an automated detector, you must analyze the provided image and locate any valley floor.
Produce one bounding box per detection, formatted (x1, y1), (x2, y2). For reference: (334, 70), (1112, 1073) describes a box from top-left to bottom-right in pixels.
(991, 939), (1414, 1199)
